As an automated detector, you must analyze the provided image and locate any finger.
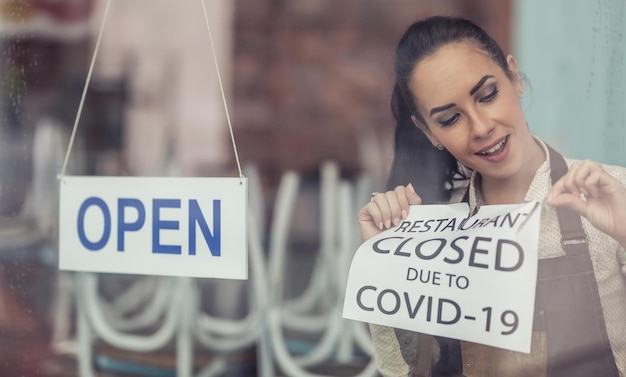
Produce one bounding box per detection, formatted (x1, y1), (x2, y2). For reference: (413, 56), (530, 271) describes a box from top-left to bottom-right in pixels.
(386, 189), (404, 227)
(579, 162), (617, 199)
(548, 190), (588, 217)
(359, 201), (384, 231)
(549, 162), (604, 207)
(394, 183), (424, 222)
(369, 185), (423, 230)
(561, 161), (609, 200)
(581, 168), (604, 198)
(572, 160), (602, 196)
(406, 183), (423, 206)
(370, 192), (393, 229)
(394, 186), (410, 222)
(358, 203), (385, 240)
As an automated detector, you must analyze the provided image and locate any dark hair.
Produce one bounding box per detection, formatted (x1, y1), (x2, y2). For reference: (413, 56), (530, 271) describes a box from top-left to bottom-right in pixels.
(387, 16), (514, 203)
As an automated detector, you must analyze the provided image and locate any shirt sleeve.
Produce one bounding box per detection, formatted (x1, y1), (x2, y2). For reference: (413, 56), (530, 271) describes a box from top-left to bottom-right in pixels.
(603, 163), (626, 277)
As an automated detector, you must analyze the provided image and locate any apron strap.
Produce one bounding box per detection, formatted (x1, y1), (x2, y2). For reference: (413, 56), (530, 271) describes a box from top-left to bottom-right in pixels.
(546, 145), (589, 256)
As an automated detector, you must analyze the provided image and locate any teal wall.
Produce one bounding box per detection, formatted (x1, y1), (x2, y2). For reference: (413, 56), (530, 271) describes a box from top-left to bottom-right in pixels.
(514, 0), (626, 165)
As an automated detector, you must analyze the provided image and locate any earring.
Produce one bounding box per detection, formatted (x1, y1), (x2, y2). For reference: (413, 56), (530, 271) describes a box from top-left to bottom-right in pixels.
(436, 144), (444, 151)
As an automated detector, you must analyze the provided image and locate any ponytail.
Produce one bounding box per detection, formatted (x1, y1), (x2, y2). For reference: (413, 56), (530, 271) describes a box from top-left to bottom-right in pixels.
(386, 84), (461, 203)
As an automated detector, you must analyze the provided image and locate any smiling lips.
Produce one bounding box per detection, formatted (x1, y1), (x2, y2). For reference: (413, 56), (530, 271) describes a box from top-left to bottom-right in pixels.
(476, 135), (509, 156)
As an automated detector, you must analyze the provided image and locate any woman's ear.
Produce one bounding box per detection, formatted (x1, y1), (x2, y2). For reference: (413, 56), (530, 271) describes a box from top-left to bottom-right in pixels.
(506, 54), (524, 98)
(411, 115), (440, 147)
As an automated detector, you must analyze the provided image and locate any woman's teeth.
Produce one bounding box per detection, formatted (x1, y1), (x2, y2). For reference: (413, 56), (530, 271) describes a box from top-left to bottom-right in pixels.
(480, 137), (507, 155)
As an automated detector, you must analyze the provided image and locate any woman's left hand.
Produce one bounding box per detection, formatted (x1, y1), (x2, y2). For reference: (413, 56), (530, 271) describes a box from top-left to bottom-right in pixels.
(548, 160), (626, 247)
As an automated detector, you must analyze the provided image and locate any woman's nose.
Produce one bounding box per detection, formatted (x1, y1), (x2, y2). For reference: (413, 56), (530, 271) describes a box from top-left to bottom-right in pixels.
(469, 112), (494, 139)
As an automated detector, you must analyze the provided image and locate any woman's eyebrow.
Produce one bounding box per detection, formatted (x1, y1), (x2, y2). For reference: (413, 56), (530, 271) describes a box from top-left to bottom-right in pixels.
(430, 103), (455, 116)
(429, 75), (497, 116)
(469, 75), (495, 95)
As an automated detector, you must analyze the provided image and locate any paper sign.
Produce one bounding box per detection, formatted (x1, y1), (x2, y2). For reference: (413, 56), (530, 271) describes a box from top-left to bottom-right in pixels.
(343, 202), (541, 353)
(59, 176), (247, 279)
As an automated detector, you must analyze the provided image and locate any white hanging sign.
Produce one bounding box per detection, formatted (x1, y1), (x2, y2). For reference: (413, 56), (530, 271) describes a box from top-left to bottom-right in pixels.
(343, 202), (541, 353)
(59, 176), (247, 279)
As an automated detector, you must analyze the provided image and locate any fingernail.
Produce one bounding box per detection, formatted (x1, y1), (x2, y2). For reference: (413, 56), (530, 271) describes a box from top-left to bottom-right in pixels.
(393, 218), (399, 226)
(378, 222), (383, 230)
(408, 183), (415, 194)
(385, 220), (391, 229)
(402, 209), (408, 219)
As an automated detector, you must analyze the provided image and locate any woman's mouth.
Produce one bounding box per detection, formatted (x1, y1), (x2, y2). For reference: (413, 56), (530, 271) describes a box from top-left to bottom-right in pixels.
(477, 136), (508, 156)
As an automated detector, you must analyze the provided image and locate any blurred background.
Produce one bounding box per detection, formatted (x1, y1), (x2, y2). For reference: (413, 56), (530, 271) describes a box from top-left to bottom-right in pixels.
(0, 0), (624, 376)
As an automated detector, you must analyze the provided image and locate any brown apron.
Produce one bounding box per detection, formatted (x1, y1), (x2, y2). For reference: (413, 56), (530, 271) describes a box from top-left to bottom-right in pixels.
(412, 146), (620, 377)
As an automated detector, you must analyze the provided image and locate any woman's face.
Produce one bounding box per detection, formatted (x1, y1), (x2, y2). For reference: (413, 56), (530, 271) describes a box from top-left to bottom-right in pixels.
(410, 42), (534, 182)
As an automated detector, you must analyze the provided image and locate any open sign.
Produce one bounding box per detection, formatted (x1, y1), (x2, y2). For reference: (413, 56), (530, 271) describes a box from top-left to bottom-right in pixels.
(59, 177), (247, 279)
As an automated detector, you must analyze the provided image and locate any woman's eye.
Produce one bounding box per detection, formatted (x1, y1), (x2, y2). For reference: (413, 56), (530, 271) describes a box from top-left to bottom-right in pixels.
(479, 87), (499, 103)
(439, 113), (460, 127)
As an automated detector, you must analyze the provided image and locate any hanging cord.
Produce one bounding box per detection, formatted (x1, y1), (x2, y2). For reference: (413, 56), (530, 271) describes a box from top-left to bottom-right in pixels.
(59, 0), (244, 179)
(58, 0), (111, 179)
(201, 0), (243, 179)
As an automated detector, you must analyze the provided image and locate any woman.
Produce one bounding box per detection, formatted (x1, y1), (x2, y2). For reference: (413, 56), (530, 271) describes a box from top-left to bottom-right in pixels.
(358, 16), (626, 377)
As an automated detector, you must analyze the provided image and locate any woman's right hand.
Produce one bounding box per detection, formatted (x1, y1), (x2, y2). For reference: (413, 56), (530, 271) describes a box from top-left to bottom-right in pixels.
(358, 183), (422, 241)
